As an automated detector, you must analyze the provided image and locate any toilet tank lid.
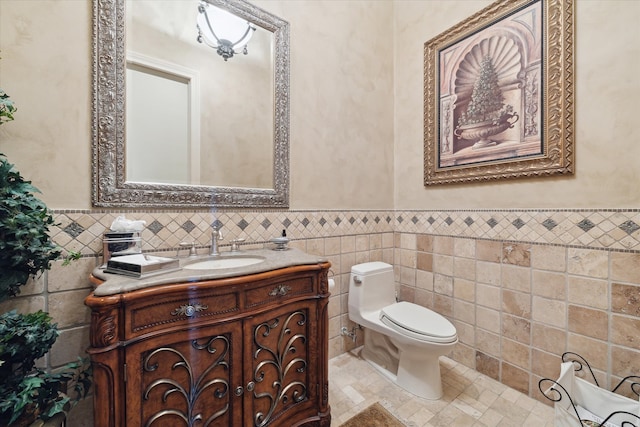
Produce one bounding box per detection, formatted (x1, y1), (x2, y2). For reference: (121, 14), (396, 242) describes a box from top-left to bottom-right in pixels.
(351, 262), (393, 275)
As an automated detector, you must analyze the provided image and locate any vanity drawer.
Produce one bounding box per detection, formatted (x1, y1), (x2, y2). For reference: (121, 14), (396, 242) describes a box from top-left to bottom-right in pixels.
(126, 290), (240, 339)
(244, 276), (315, 309)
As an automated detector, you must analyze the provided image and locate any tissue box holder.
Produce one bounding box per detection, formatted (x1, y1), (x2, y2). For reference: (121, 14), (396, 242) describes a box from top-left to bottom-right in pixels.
(103, 232), (142, 265)
(105, 254), (180, 278)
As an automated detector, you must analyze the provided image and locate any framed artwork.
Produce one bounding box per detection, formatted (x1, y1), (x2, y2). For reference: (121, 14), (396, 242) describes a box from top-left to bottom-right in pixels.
(424, 0), (574, 185)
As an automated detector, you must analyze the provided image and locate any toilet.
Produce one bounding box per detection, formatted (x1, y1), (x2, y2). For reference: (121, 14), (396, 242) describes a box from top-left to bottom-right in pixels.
(348, 261), (458, 399)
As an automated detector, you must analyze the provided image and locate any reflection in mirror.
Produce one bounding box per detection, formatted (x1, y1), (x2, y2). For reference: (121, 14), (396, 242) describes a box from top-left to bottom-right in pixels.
(126, 54), (200, 185)
(92, 0), (289, 208)
(196, 1), (256, 60)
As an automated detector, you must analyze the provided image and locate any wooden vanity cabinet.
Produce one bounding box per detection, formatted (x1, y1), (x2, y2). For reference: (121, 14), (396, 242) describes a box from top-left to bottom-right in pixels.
(85, 263), (331, 427)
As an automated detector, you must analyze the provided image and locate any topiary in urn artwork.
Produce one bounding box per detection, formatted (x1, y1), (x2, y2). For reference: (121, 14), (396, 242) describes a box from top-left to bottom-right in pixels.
(454, 55), (519, 148)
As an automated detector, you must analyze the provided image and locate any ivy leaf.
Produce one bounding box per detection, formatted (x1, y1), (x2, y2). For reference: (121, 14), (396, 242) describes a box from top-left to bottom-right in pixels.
(0, 154), (61, 303)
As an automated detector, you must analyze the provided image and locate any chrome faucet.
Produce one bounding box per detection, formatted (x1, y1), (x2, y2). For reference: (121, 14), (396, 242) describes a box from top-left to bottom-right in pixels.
(210, 225), (224, 256)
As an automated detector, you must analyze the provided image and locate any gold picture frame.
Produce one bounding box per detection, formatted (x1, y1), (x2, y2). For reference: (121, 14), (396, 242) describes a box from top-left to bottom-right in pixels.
(424, 0), (574, 185)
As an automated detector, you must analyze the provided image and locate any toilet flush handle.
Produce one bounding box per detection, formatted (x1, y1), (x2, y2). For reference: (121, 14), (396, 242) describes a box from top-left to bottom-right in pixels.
(353, 276), (362, 284)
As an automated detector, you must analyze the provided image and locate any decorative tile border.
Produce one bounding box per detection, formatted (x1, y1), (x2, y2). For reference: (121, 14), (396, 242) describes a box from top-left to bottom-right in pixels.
(50, 208), (640, 256)
(394, 209), (640, 252)
(50, 210), (395, 256)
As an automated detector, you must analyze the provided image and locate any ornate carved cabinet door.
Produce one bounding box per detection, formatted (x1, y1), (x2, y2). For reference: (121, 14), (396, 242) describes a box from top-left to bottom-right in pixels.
(87, 260), (331, 427)
(245, 301), (319, 427)
(125, 322), (243, 427)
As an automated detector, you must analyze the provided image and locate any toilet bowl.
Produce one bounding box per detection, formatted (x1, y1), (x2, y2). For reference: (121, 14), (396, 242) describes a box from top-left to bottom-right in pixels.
(348, 262), (458, 399)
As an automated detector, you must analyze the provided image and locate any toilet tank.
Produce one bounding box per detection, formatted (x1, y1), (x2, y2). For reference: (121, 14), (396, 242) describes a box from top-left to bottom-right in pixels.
(348, 262), (395, 324)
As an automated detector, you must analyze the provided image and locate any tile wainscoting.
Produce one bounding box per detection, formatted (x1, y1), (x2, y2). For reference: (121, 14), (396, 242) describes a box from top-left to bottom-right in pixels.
(49, 209), (640, 256)
(3, 208), (639, 407)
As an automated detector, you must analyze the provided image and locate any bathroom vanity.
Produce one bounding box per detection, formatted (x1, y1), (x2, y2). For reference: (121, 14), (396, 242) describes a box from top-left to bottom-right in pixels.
(85, 249), (331, 427)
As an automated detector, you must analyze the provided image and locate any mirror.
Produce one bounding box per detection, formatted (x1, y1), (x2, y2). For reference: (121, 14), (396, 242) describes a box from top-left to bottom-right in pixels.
(92, 0), (290, 208)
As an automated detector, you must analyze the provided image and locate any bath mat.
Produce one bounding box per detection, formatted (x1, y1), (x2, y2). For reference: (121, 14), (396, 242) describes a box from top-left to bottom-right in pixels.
(340, 402), (404, 427)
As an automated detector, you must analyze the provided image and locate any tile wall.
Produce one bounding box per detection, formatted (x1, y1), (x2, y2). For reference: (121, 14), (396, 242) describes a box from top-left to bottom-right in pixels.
(3, 208), (639, 407)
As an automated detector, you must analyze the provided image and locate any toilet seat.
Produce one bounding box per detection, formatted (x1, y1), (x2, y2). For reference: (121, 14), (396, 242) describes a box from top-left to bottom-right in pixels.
(380, 302), (457, 344)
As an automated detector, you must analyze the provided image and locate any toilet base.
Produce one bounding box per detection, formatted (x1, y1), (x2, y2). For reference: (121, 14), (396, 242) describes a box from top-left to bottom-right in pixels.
(396, 350), (443, 400)
(361, 329), (446, 400)
(362, 350), (445, 400)
(362, 329), (399, 375)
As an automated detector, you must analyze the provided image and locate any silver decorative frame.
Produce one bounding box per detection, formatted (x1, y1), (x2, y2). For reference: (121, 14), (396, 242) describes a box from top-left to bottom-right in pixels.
(92, 0), (290, 208)
(424, 0), (574, 185)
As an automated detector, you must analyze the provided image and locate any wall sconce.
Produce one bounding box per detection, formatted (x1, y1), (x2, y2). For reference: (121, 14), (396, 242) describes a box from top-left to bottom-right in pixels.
(196, 1), (256, 61)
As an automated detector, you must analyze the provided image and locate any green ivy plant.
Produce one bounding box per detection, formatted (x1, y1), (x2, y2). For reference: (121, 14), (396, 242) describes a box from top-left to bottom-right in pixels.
(0, 86), (90, 426)
(0, 155), (62, 303)
(0, 88), (17, 125)
(0, 311), (91, 426)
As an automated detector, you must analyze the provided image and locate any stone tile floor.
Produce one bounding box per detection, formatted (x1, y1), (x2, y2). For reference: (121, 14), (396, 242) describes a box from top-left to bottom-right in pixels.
(329, 349), (555, 427)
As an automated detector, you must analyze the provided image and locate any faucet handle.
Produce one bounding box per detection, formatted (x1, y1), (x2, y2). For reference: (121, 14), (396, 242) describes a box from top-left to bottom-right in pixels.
(230, 238), (245, 252)
(211, 225), (224, 239)
(179, 241), (197, 257)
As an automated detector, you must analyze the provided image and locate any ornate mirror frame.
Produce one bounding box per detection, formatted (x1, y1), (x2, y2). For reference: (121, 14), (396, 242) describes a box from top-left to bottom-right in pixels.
(92, 0), (290, 208)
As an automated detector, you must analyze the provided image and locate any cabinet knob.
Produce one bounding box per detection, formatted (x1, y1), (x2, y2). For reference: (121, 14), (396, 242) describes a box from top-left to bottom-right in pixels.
(235, 386), (244, 396)
(171, 302), (208, 317)
(246, 381), (255, 391)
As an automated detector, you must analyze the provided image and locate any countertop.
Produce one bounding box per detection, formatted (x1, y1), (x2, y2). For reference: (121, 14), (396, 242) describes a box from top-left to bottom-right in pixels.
(91, 247), (329, 296)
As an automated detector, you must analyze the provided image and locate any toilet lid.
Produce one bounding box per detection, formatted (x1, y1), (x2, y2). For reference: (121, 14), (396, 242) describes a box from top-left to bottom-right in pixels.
(380, 302), (457, 343)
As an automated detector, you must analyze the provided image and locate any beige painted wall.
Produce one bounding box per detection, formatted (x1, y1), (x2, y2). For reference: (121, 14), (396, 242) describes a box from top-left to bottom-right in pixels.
(0, 1), (93, 209)
(0, 0), (395, 210)
(394, 0), (640, 209)
(2, 1), (638, 211)
(271, 0), (395, 209)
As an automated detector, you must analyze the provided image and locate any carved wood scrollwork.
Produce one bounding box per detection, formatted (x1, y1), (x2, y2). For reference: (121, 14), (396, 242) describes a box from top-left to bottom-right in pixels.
(319, 269), (329, 294)
(142, 335), (231, 426)
(268, 284), (292, 297)
(91, 310), (117, 347)
(252, 310), (308, 427)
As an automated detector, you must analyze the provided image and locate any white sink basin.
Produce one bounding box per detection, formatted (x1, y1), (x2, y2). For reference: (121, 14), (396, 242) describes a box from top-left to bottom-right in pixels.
(183, 256), (265, 270)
